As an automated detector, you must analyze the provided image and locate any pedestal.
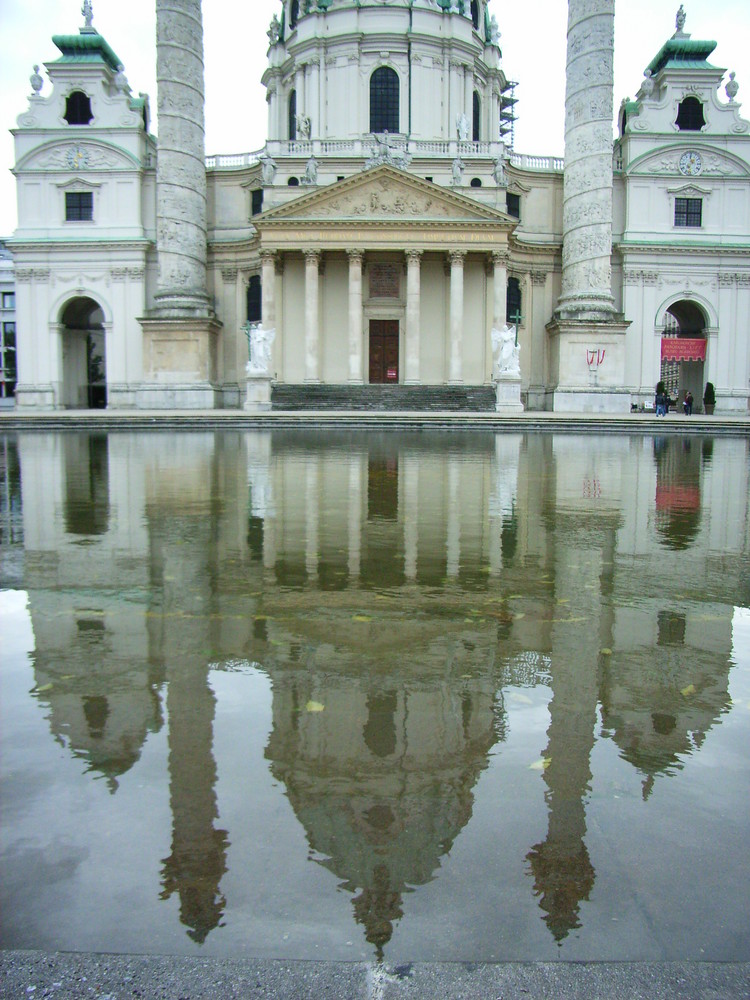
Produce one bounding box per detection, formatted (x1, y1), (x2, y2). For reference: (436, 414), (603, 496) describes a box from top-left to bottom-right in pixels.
(494, 375), (524, 413)
(244, 372), (274, 412)
(546, 317), (631, 413)
(138, 316), (222, 409)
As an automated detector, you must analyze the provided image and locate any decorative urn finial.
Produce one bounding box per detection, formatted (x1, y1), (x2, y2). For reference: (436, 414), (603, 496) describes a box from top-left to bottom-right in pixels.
(725, 71), (739, 103)
(30, 64), (43, 95)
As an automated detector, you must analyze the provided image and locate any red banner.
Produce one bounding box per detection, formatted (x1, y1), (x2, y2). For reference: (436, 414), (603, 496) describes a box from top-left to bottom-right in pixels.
(661, 338), (706, 362)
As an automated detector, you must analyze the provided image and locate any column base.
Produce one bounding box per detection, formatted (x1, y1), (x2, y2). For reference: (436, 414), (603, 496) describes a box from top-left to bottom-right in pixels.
(139, 314), (222, 409)
(13, 384), (57, 410)
(546, 317), (631, 413)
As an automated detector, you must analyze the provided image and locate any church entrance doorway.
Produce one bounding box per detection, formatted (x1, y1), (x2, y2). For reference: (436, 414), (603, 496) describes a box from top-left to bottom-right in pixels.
(60, 297), (107, 409)
(369, 320), (399, 384)
(659, 301), (706, 411)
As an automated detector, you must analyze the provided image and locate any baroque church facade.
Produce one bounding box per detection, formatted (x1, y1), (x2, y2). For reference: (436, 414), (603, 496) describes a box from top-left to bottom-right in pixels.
(8, 0), (750, 412)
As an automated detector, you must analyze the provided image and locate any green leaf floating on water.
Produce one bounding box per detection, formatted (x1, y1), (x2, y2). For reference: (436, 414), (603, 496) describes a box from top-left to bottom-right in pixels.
(305, 701), (325, 713)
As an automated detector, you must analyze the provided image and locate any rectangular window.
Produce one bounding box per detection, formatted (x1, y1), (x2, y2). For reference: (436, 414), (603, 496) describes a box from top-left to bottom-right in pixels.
(506, 193), (521, 219)
(674, 197), (702, 227)
(1, 292), (14, 310)
(251, 188), (264, 216)
(65, 191), (94, 222)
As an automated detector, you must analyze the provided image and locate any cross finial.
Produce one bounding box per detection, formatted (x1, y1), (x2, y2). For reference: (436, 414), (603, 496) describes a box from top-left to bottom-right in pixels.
(82, 1), (94, 29)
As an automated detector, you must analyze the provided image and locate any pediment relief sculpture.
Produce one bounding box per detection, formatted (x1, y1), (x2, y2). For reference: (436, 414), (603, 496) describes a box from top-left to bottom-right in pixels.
(22, 142), (137, 172)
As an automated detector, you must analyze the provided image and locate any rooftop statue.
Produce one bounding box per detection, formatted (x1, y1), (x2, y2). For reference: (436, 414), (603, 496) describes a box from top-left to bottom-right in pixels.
(81, 0), (94, 30)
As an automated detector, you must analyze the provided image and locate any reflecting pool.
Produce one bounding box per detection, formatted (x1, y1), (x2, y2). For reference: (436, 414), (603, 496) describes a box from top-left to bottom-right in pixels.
(1, 429), (749, 962)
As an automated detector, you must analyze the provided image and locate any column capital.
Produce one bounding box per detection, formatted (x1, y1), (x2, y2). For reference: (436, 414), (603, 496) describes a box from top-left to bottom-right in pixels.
(260, 249), (277, 265)
(405, 249), (423, 263)
(448, 250), (467, 267)
(303, 249), (321, 264)
(221, 267), (238, 283)
(346, 249), (365, 264)
(492, 250), (511, 267)
(531, 270), (548, 286)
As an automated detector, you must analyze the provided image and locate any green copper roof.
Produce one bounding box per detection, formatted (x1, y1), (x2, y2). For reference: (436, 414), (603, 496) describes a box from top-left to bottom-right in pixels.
(647, 37), (717, 76)
(51, 31), (122, 73)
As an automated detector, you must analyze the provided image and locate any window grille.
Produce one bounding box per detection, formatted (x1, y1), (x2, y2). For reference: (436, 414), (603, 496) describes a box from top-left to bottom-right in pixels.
(65, 191), (93, 221)
(370, 67), (400, 134)
(674, 197), (702, 227)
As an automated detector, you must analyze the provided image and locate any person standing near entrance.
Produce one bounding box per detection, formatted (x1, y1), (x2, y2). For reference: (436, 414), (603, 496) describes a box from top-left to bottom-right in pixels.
(682, 390), (693, 415)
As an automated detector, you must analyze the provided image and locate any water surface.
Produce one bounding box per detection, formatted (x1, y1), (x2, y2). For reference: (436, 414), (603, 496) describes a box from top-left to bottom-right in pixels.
(1, 429), (749, 962)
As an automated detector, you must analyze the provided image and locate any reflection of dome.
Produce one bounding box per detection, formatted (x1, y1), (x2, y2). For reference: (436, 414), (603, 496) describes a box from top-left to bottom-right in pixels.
(265, 665), (504, 957)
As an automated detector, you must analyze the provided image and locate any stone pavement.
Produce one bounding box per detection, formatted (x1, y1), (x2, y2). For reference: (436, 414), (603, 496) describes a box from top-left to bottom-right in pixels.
(1, 953), (749, 1000)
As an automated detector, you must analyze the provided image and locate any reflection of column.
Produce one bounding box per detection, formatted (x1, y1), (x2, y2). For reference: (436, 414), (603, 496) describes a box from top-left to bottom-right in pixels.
(305, 457), (320, 580)
(161, 662), (228, 944)
(347, 453), (362, 581)
(405, 251), (422, 384)
(261, 251), (277, 330)
(449, 251), (466, 383)
(492, 250), (508, 330)
(304, 250), (320, 382)
(526, 534), (601, 942)
(447, 456), (460, 578)
(347, 250), (364, 384)
(403, 453), (419, 581)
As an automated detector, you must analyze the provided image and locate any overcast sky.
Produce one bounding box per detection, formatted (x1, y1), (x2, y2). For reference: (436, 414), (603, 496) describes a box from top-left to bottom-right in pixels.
(1, 0), (747, 236)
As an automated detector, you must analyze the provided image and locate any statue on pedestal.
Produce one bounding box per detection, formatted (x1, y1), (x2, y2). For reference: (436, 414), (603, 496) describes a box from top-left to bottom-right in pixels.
(244, 322), (276, 375)
(491, 324), (521, 378)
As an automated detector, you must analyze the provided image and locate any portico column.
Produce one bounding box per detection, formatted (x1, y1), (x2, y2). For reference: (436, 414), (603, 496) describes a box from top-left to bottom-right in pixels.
(492, 250), (508, 330)
(304, 250), (320, 382)
(260, 251), (277, 330)
(449, 251), (466, 383)
(347, 250), (364, 383)
(405, 250), (422, 384)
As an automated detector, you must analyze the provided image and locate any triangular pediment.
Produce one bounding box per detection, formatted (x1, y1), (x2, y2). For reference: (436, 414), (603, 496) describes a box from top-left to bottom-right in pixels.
(258, 165), (513, 226)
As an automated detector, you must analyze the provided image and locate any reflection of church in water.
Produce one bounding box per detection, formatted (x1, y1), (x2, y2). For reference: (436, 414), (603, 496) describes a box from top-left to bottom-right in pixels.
(8, 427), (747, 949)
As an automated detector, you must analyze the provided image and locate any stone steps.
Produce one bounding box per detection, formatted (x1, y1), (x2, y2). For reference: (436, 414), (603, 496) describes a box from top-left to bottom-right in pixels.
(271, 384), (496, 411)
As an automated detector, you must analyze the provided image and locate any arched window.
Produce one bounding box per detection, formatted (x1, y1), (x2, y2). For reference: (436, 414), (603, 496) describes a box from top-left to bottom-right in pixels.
(506, 277), (522, 327)
(472, 91), (481, 142)
(65, 91), (93, 125)
(288, 176), (300, 186)
(676, 96), (706, 131)
(288, 90), (297, 140)
(290, 0), (299, 29)
(470, 0), (480, 30)
(247, 275), (262, 323)
(470, 177), (482, 188)
(370, 67), (400, 134)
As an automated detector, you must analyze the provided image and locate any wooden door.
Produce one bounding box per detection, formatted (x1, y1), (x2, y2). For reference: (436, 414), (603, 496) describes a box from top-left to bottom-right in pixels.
(369, 320), (399, 384)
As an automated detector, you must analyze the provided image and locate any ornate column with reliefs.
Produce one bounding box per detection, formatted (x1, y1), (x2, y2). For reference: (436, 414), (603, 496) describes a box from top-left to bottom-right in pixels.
(138, 0), (221, 409)
(405, 251), (423, 385)
(546, 0), (630, 413)
(448, 251), (466, 383)
(347, 250), (364, 384)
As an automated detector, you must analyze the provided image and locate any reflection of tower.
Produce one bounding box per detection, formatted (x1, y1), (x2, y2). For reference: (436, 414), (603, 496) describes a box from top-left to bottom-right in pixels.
(147, 440), (229, 943)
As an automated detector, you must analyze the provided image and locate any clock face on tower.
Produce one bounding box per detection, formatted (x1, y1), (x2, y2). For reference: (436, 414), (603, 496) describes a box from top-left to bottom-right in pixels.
(679, 150), (703, 176)
(67, 145), (88, 170)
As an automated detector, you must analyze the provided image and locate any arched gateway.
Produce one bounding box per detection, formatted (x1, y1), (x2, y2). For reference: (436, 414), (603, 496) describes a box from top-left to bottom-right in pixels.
(59, 297), (107, 409)
(659, 300), (707, 411)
